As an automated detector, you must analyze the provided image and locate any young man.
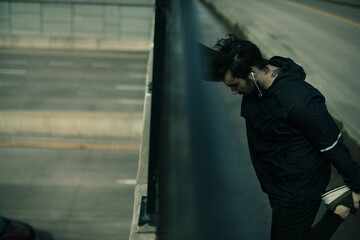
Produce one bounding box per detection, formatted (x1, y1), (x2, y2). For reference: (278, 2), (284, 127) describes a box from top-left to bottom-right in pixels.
(202, 34), (360, 239)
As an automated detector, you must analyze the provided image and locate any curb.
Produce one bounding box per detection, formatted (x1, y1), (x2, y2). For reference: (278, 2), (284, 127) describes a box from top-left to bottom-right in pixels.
(128, 28), (156, 239)
(128, 94), (156, 240)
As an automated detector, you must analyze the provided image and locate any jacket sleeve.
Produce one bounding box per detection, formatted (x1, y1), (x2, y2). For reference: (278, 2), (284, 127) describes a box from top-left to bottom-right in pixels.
(288, 95), (360, 192)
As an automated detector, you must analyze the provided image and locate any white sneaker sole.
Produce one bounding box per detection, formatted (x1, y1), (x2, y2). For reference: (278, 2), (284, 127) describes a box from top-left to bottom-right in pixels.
(321, 185), (350, 205)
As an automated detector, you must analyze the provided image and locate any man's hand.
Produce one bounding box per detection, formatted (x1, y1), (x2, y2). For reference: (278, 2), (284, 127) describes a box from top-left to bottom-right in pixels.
(353, 191), (360, 209)
(334, 205), (350, 219)
(334, 191), (359, 219)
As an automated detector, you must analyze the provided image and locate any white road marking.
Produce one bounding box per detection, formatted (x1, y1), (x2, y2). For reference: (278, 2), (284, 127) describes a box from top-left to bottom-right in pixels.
(125, 63), (146, 69)
(91, 62), (113, 68)
(0, 69), (27, 75)
(115, 85), (145, 91)
(128, 73), (147, 78)
(0, 59), (27, 65)
(49, 60), (75, 67)
(117, 179), (136, 185)
(117, 99), (144, 105)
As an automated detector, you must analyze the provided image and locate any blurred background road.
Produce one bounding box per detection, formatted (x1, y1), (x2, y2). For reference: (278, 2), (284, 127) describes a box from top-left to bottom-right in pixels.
(0, 50), (147, 112)
(0, 49), (149, 239)
(0, 1), (153, 239)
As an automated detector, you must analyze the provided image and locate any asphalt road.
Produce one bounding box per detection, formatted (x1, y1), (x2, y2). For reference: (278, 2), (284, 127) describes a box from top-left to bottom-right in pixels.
(0, 145), (140, 240)
(0, 49), (148, 240)
(196, 0), (360, 239)
(0, 50), (147, 112)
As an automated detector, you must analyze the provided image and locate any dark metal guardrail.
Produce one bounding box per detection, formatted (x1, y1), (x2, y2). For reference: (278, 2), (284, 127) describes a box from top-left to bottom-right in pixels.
(140, 0), (235, 239)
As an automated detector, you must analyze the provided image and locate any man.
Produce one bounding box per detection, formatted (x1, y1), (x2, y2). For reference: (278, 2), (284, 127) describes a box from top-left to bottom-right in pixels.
(201, 34), (360, 239)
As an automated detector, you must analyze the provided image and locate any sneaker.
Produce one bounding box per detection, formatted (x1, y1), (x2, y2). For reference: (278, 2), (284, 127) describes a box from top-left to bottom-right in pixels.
(321, 185), (356, 214)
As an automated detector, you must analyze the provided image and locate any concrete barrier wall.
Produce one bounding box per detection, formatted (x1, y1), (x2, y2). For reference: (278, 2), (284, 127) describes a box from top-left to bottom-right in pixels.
(129, 19), (155, 240)
(0, 0), (155, 51)
(0, 1), (154, 39)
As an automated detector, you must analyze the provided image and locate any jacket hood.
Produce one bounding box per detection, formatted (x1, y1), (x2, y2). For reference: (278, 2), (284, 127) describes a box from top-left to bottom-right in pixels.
(266, 56), (306, 92)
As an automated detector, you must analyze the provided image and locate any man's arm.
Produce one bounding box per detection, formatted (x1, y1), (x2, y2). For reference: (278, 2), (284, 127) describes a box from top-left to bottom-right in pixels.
(288, 95), (360, 193)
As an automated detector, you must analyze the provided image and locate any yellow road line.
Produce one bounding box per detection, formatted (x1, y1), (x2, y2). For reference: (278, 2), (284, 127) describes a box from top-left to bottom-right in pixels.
(282, 0), (360, 28)
(0, 141), (139, 151)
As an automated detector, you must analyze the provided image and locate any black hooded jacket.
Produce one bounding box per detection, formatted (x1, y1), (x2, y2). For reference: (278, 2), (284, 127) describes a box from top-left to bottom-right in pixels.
(241, 57), (360, 207)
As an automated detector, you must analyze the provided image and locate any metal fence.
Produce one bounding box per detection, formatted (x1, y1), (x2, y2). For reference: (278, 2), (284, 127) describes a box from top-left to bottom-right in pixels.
(0, 0), (154, 39)
(144, 0), (238, 239)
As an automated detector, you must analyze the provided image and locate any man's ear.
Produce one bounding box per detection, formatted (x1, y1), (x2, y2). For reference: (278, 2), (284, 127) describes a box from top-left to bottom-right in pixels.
(250, 67), (257, 76)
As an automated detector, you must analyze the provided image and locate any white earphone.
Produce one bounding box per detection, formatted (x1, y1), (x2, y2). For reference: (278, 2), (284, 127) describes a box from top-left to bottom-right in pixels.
(250, 72), (263, 97)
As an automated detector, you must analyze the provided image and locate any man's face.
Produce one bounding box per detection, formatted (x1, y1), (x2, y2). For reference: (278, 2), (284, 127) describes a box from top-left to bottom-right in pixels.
(223, 70), (255, 95)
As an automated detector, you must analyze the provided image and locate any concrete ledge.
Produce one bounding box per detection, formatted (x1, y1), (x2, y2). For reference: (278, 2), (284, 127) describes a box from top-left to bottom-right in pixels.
(128, 94), (155, 240)
(135, 95), (152, 186)
(0, 35), (152, 52)
(129, 23), (155, 239)
(129, 97), (156, 240)
(0, 111), (143, 139)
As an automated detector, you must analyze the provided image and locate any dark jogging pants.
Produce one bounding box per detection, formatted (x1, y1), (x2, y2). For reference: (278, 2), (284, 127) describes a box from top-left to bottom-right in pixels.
(271, 199), (344, 240)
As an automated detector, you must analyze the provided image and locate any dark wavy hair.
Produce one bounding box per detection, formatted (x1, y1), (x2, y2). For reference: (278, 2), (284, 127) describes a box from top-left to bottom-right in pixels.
(208, 34), (268, 82)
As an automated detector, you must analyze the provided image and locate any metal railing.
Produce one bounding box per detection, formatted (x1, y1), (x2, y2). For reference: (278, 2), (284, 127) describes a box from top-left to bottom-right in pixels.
(142, 0), (237, 239)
